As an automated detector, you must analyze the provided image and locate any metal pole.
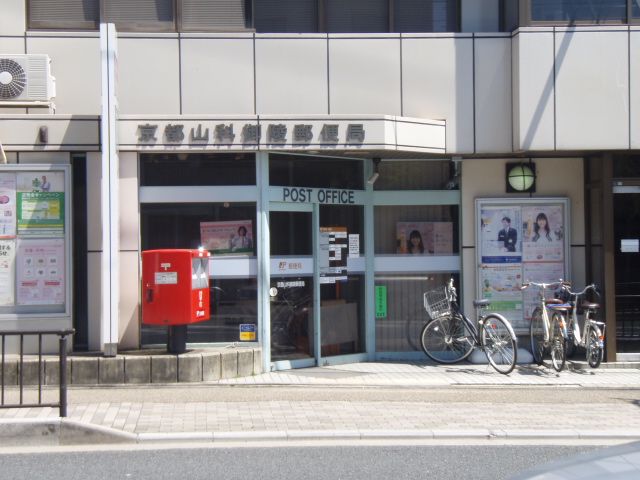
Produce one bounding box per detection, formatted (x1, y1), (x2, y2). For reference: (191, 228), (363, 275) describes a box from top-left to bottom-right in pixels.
(59, 335), (68, 418)
(19, 335), (24, 405)
(1, 335), (4, 405)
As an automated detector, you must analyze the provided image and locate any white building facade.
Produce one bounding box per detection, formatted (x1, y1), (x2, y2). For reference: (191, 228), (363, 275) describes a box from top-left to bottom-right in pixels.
(1, 0), (639, 369)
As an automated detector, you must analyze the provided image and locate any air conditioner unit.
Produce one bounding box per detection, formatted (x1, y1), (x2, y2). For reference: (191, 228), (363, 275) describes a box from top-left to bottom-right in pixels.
(0, 54), (56, 102)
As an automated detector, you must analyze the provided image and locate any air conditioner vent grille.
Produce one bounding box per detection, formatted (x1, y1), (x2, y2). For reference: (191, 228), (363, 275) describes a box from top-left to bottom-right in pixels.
(0, 58), (27, 99)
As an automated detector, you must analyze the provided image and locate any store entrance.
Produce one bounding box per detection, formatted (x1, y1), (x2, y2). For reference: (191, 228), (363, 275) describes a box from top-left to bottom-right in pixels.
(268, 202), (366, 370)
(613, 186), (640, 359)
(269, 204), (315, 368)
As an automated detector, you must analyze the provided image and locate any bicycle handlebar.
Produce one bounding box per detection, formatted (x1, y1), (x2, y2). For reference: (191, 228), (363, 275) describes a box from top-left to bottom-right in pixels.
(561, 282), (601, 298)
(521, 281), (559, 290)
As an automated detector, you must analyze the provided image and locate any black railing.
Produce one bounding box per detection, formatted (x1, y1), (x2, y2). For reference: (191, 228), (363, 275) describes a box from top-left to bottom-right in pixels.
(1, 329), (74, 417)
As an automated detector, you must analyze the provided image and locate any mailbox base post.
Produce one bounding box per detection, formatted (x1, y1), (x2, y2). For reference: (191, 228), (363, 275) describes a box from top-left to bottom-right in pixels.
(167, 325), (187, 354)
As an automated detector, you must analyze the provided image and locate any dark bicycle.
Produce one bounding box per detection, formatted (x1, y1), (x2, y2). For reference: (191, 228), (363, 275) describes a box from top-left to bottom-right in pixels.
(420, 278), (518, 374)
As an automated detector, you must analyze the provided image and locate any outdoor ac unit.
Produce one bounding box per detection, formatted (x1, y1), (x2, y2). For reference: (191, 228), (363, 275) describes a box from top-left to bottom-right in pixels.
(0, 54), (56, 101)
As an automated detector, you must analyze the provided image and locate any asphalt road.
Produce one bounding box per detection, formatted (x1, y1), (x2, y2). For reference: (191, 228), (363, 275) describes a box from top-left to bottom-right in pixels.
(0, 444), (602, 480)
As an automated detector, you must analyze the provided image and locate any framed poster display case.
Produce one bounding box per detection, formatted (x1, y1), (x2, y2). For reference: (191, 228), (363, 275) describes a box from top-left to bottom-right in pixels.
(475, 198), (570, 332)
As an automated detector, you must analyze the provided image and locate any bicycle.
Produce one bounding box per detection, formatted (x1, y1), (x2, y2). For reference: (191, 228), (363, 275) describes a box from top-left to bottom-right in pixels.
(420, 278), (518, 375)
(559, 282), (605, 368)
(270, 285), (311, 350)
(522, 281), (570, 372)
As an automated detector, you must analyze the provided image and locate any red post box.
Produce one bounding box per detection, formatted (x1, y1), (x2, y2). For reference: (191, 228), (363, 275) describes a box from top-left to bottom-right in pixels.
(142, 249), (211, 326)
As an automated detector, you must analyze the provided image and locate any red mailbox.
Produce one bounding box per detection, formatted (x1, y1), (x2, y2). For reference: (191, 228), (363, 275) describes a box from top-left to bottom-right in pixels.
(142, 249), (211, 326)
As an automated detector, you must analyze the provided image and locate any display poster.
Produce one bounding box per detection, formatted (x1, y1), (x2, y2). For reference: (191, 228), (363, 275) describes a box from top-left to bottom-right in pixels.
(16, 172), (65, 236)
(200, 220), (253, 255)
(319, 226), (348, 284)
(0, 173), (17, 238)
(396, 222), (453, 254)
(477, 199), (569, 331)
(521, 205), (564, 262)
(16, 238), (65, 305)
(480, 264), (523, 324)
(480, 207), (522, 263)
(0, 239), (16, 306)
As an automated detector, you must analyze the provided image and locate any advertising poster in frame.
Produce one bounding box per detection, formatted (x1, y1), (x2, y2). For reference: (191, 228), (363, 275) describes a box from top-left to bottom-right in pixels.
(200, 220), (254, 255)
(476, 198), (569, 331)
(396, 222), (453, 255)
(16, 237), (65, 305)
(16, 172), (66, 236)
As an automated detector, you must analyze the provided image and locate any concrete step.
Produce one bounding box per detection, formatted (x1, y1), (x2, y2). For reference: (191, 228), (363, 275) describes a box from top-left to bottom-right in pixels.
(1, 347), (262, 386)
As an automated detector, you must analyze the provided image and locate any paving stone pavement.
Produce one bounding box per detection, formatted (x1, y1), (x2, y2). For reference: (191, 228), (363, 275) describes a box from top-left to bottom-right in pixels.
(1, 361), (640, 445)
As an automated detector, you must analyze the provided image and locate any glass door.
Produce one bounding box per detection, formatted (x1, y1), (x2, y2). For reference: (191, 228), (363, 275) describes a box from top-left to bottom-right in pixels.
(613, 186), (640, 359)
(268, 202), (367, 369)
(318, 204), (366, 361)
(269, 203), (316, 368)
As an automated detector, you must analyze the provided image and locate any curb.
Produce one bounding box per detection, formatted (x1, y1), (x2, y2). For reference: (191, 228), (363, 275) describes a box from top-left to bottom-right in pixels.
(2, 419), (640, 446)
(0, 418), (137, 446)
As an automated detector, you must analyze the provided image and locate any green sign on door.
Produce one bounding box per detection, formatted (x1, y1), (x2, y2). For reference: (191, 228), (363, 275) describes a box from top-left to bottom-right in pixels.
(375, 286), (387, 318)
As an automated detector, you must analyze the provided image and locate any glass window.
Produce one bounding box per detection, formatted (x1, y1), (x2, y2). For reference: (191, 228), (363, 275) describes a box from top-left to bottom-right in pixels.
(270, 211), (313, 256)
(28, 0), (99, 29)
(321, 204), (365, 254)
(141, 277), (258, 345)
(374, 205), (460, 255)
(269, 154), (364, 190)
(501, 0), (520, 31)
(531, 0), (627, 23)
(253, 0), (318, 33)
(181, 0), (249, 31)
(374, 160), (451, 191)
(326, 0), (388, 33)
(140, 202), (258, 346)
(103, 0), (174, 31)
(634, 0), (640, 18)
(320, 274), (365, 356)
(375, 273), (458, 352)
(141, 202), (257, 253)
(140, 153), (256, 187)
(394, 0), (459, 33)
(613, 155), (640, 178)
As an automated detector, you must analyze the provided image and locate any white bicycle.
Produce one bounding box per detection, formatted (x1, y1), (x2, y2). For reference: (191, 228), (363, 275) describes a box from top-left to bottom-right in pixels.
(559, 282), (605, 368)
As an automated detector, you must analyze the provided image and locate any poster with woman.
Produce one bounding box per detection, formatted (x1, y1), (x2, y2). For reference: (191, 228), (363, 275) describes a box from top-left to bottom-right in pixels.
(396, 222), (453, 255)
(522, 205), (564, 262)
(480, 207), (522, 263)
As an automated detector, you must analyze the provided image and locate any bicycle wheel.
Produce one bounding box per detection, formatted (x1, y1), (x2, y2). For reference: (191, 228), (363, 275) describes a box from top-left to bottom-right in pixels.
(550, 312), (568, 372)
(405, 317), (428, 352)
(529, 307), (545, 366)
(586, 325), (604, 368)
(565, 315), (576, 358)
(481, 315), (518, 374)
(420, 314), (473, 364)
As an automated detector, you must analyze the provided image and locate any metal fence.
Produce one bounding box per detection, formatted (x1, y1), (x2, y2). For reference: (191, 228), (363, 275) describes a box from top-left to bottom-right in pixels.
(1, 329), (74, 417)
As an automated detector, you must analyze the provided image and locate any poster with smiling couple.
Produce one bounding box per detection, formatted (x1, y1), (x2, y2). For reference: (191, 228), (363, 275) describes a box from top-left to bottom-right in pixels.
(477, 199), (569, 331)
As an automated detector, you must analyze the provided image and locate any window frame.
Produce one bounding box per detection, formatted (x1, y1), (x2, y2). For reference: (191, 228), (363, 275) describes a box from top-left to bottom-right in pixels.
(511, 0), (640, 28)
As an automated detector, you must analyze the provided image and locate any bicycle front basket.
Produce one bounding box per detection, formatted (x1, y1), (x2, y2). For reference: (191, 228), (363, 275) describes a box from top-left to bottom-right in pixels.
(424, 286), (452, 318)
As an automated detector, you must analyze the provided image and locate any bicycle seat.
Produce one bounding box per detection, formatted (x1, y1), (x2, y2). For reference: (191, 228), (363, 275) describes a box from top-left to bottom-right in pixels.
(545, 298), (563, 305)
(581, 301), (600, 310)
(548, 303), (572, 312)
(473, 299), (491, 308)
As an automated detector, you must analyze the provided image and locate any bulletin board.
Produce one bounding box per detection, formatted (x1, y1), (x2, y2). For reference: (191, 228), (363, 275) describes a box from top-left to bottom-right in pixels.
(475, 198), (570, 332)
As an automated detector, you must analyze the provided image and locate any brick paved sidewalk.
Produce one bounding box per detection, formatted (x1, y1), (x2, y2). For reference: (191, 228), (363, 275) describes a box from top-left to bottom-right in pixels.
(1, 361), (639, 445)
